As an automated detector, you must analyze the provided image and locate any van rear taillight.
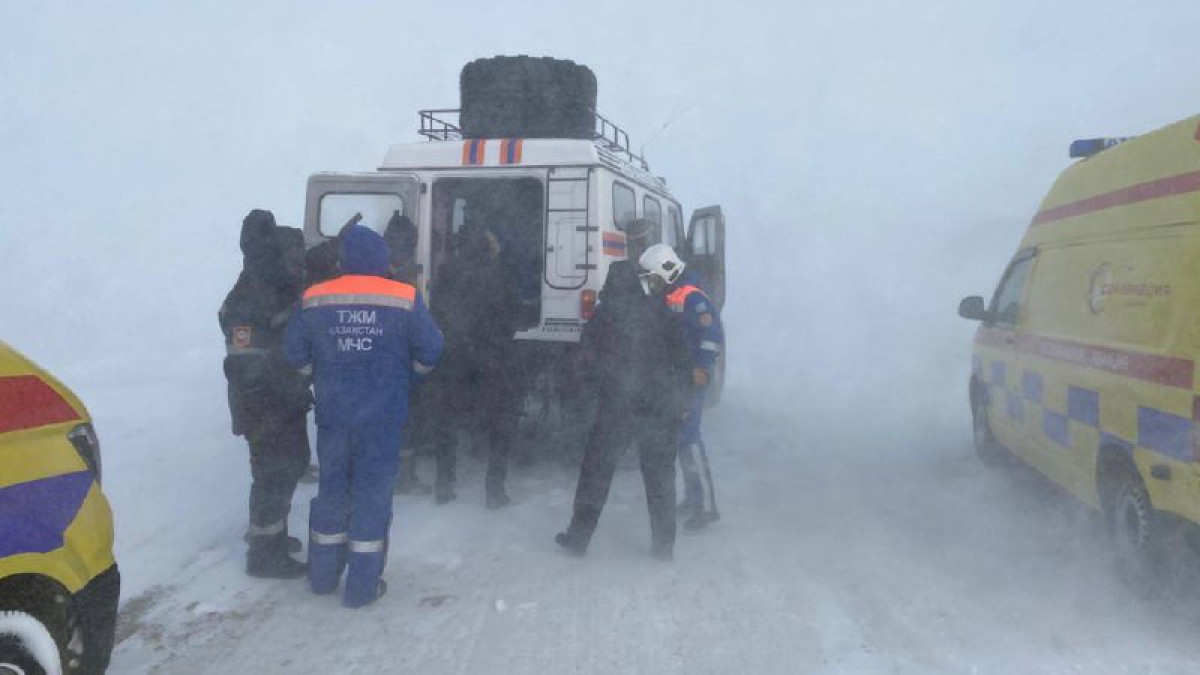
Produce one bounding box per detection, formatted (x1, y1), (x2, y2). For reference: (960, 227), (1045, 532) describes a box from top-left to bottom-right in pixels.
(581, 290), (597, 320)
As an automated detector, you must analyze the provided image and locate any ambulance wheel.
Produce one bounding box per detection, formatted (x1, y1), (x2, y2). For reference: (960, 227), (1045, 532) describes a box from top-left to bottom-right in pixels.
(0, 611), (64, 675)
(970, 399), (1008, 467)
(1104, 466), (1179, 595)
(0, 579), (84, 675)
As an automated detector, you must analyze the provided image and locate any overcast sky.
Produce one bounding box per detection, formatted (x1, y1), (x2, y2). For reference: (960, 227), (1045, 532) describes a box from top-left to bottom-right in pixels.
(3, 0), (1199, 420)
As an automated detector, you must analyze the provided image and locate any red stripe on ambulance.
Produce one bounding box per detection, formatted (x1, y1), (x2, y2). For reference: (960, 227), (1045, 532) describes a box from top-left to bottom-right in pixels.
(0, 375), (81, 434)
(1031, 169), (1200, 227)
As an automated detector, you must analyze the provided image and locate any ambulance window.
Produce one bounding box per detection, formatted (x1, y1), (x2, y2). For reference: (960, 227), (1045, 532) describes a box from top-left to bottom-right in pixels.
(643, 196), (662, 229)
(989, 254), (1034, 325)
(613, 182), (636, 231)
(318, 193), (404, 236)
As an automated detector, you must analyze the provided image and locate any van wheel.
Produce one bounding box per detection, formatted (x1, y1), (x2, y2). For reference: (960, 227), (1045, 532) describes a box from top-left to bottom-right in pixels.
(970, 399), (1008, 467)
(0, 610), (63, 675)
(1105, 468), (1175, 594)
(0, 581), (84, 675)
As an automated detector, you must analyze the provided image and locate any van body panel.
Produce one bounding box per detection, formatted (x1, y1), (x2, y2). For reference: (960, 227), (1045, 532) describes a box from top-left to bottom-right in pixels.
(0, 343), (117, 594)
(971, 114), (1200, 527)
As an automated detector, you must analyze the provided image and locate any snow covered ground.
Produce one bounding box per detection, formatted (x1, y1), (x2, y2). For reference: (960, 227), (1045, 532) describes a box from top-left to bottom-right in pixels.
(88, 356), (1200, 673)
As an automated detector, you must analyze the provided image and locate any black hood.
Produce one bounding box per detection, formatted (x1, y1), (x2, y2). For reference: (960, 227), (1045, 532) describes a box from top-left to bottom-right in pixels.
(240, 209), (289, 289)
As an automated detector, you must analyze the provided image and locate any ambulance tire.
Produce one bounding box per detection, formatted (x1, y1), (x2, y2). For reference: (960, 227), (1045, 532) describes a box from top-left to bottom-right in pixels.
(970, 398), (1009, 468)
(0, 611), (64, 675)
(1103, 463), (1186, 597)
(0, 579), (84, 675)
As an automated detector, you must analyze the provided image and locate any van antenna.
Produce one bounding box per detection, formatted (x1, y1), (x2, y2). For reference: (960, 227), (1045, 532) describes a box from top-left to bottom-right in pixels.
(640, 96), (700, 157)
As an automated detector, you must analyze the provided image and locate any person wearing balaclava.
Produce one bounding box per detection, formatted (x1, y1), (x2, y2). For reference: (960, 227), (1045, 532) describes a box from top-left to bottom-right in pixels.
(424, 221), (523, 508)
(285, 223), (443, 608)
(219, 209), (313, 579)
(555, 228), (693, 561)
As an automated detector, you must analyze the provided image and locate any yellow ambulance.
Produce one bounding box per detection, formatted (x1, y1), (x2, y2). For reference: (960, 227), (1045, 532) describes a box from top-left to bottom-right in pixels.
(0, 342), (119, 674)
(960, 113), (1200, 587)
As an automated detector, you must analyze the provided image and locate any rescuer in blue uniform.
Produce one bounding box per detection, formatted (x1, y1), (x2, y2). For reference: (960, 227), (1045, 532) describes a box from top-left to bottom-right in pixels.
(285, 224), (443, 608)
(639, 244), (725, 530)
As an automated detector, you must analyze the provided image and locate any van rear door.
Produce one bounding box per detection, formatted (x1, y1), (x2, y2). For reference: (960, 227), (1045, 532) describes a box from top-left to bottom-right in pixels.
(687, 206), (726, 309)
(304, 171), (422, 284)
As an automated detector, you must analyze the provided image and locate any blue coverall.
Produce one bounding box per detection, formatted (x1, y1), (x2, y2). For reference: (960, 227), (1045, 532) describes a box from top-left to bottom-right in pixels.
(285, 224), (443, 607)
(665, 269), (725, 518)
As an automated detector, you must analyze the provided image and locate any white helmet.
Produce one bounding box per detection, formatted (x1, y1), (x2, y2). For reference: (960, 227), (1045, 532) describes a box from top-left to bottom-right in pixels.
(638, 243), (686, 285)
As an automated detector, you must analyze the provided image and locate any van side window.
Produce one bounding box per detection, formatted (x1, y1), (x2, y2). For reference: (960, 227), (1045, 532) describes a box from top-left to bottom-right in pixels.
(643, 196), (662, 228)
(989, 253), (1035, 325)
(613, 182), (636, 231)
(665, 205), (682, 248)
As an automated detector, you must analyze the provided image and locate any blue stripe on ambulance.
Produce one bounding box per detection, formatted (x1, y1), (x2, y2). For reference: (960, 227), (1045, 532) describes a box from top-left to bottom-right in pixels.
(1137, 407), (1193, 462)
(1067, 386), (1100, 427)
(0, 471), (94, 557)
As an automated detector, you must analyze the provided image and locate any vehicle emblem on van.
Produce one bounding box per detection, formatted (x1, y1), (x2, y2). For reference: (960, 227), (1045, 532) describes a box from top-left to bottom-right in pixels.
(1088, 263), (1112, 314)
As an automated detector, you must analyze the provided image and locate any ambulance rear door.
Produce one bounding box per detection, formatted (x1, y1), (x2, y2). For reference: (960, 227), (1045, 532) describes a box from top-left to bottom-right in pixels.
(687, 205), (726, 309)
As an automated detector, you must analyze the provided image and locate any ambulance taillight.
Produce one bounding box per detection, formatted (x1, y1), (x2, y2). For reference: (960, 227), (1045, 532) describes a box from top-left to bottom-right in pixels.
(581, 290), (597, 320)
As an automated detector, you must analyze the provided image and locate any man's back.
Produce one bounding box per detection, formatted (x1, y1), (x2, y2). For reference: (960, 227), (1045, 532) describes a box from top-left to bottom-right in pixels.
(285, 227), (443, 427)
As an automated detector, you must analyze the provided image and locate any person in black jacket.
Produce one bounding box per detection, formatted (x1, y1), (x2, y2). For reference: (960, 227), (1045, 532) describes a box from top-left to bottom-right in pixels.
(426, 222), (522, 508)
(555, 232), (693, 560)
(219, 209), (312, 579)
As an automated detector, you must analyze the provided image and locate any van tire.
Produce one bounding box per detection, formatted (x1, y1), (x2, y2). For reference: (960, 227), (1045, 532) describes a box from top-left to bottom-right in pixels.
(970, 398), (1008, 467)
(0, 610), (63, 675)
(460, 56), (597, 139)
(1103, 464), (1181, 595)
(0, 579), (84, 675)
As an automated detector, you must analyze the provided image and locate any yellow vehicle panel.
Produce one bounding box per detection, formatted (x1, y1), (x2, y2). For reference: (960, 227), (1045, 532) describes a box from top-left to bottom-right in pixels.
(0, 342), (116, 594)
(972, 114), (1200, 528)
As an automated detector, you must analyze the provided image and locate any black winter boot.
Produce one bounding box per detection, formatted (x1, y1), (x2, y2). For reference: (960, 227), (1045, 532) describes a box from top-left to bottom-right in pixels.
(244, 532), (302, 553)
(247, 535), (307, 579)
(395, 469), (433, 496)
(485, 488), (512, 510)
(555, 530), (589, 557)
(434, 483), (457, 505)
(651, 541), (674, 561)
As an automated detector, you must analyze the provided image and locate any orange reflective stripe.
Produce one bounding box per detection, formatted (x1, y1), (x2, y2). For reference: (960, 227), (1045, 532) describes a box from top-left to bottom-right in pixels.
(303, 275), (417, 309)
(666, 285), (703, 312)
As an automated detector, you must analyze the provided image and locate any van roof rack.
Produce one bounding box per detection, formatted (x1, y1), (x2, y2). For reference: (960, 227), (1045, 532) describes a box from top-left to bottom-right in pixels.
(418, 108), (650, 171)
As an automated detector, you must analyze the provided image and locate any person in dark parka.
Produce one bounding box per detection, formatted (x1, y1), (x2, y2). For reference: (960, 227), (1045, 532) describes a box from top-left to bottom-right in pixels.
(555, 244), (693, 560)
(219, 209), (312, 579)
(426, 222), (523, 508)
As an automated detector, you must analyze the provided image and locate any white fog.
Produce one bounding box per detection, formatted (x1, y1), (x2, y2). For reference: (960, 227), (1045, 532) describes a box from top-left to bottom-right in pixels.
(4, 1), (1200, 672)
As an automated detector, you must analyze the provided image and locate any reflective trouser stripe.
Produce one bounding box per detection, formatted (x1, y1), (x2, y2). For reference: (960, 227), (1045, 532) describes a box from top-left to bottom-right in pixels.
(247, 519), (286, 537)
(700, 340), (721, 353)
(349, 539), (385, 553)
(680, 443), (718, 512)
(311, 530), (348, 545)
